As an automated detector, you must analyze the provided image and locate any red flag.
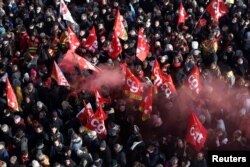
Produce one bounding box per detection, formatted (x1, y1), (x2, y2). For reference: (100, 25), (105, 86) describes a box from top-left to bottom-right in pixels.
(206, 0), (229, 22)
(151, 60), (177, 98)
(160, 75), (177, 99)
(58, 50), (76, 73)
(67, 27), (80, 51)
(86, 106), (107, 138)
(76, 102), (94, 125)
(60, 0), (77, 24)
(6, 78), (19, 111)
(186, 112), (207, 151)
(185, 66), (201, 95)
(83, 26), (98, 53)
(108, 32), (122, 59)
(59, 50), (100, 73)
(124, 68), (144, 100)
(114, 10), (128, 41)
(141, 86), (153, 121)
(75, 54), (101, 73)
(178, 2), (187, 25)
(151, 60), (164, 87)
(94, 88), (111, 107)
(52, 61), (70, 87)
(136, 28), (149, 62)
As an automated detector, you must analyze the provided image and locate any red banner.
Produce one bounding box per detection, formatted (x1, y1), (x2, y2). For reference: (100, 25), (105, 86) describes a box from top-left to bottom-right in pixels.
(186, 112), (207, 151)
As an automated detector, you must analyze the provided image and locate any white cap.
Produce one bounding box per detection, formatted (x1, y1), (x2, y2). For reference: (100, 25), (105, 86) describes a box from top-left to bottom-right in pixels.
(191, 41), (199, 50)
(32, 160), (41, 167)
(88, 131), (97, 137)
(166, 44), (173, 51)
(193, 50), (201, 56)
(36, 101), (43, 108)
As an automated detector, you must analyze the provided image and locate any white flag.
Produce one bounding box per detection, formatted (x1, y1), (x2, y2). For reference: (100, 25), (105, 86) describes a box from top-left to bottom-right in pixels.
(60, 0), (77, 24)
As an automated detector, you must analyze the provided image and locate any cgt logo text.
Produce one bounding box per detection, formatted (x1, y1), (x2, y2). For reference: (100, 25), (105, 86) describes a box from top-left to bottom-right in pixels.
(212, 155), (246, 163)
(208, 151), (250, 167)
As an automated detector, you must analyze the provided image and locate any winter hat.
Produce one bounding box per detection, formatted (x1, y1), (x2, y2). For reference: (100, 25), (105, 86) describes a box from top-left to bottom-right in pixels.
(237, 58), (243, 65)
(1, 124), (9, 133)
(31, 160), (40, 167)
(0, 142), (5, 149)
(88, 131), (97, 138)
(193, 50), (201, 56)
(166, 44), (173, 51)
(14, 115), (21, 124)
(114, 143), (123, 152)
(36, 101), (43, 109)
(170, 156), (178, 166)
(191, 41), (199, 50)
(100, 140), (106, 149)
(12, 79), (21, 87)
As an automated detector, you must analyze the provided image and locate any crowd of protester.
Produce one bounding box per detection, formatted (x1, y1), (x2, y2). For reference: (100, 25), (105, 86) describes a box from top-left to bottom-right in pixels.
(0, 0), (250, 166)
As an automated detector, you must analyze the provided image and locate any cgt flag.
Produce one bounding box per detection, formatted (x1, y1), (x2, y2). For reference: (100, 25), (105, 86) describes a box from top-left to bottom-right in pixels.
(186, 112), (207, 151)
(6, 78), (19, 111)
(67, 27), (80, 51)
(60, 0), (77, 24)
(151, 60), (177, 99)
(178, 2), (187, 25)
(94, 88), (111, 107)
(59, 50), (101, 73)
(206, 0), (229, 22)
(114, 10), (128, 41)
(83, 26), (98, 53)
(76, 102), (94, 125)
(108, 32), (122, 59)
(52, 61), (70, 87)
(140, 86), (153, 121)
(160, 75), (177, 99)
(86, 105), (107, 138)
(136, 28), (150, 62)
(151, 59), (164, 87)
(124, 67), (144, 100)
(184, 66), (202, 96)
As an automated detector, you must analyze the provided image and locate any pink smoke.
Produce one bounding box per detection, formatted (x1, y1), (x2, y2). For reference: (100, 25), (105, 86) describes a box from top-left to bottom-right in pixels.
(70, 64), (125, 92)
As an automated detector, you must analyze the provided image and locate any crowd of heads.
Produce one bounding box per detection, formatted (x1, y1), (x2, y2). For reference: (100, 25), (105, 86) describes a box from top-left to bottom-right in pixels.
(0, 0), (250, 166)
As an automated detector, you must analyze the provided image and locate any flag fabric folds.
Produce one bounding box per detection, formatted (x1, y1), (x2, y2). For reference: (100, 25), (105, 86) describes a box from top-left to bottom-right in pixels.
(136, 28), (150, 62)
(6, 78), (19, 111)
(52, 61), (70, 87)
(206, 0), (229, 22)
(67, 27), (80, 51)
(86, 106), (108, 138)
(114, 10), (128, 41)
(124, 68), (144, 100)
(186, 112), (208, 151)
(184, 66), (202, 96)
(60, 0), (77, 24)
(108, 32), (123, 59)
(178, 2), (187, 25)
(140, 86), (153, 121)
(83, 26), (98, 53)
(76, 102), (94, 125)
(59, 50), (100, 73)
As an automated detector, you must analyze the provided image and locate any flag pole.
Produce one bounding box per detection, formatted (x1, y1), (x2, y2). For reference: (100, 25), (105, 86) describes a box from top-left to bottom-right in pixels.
(191, 10), (207, 35)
